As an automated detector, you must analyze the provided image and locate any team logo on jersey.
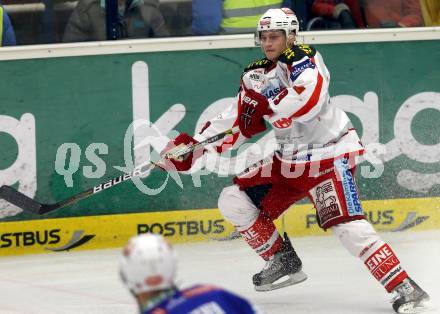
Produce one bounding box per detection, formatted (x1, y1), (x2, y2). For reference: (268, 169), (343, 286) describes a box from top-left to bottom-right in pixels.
(290, 59), (315, 82)
(298, 44), (313, 55)
(282, 48), (295, 60)
(272, 117), (292, 128)
(249, 73), (264, 82)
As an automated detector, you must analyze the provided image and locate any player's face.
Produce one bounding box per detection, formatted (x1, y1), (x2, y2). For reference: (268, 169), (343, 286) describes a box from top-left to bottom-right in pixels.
(260, 30), (287, 62)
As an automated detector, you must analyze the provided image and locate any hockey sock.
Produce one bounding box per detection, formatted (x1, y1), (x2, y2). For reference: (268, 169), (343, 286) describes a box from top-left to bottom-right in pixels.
(360, 240), (409, 292)
(239, 212), (283, 260)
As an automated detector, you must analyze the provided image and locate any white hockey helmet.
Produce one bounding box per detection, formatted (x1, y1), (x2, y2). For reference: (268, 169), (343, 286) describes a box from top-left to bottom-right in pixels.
(119, 233), (176, 294)
(256, 8), (299, 44)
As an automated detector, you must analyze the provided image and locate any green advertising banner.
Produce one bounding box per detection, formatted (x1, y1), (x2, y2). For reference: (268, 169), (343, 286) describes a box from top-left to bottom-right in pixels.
(0, 40), (439, 221)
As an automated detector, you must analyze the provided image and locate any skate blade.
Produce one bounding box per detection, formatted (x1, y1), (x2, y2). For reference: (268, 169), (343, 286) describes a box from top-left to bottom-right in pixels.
(396, 298), (430, 314)
(254, 270), (307, 292)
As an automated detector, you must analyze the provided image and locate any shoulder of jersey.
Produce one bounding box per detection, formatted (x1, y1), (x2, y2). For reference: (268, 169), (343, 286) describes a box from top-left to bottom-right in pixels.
(182, 284), (219, 298)
(278, 44), (317, 64)
(243, 58), (274, 73)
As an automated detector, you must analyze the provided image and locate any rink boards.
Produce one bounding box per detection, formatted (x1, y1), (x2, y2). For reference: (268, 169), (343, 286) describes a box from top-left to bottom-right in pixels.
(1, 31), (440, 257)
(1, 196), (439, 256)
(1, 36), (440, 222)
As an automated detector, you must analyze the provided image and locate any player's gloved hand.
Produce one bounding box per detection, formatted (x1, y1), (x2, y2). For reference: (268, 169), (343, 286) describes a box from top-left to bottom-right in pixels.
(159, 133), (204, 171)
(239, 89), (273, 138)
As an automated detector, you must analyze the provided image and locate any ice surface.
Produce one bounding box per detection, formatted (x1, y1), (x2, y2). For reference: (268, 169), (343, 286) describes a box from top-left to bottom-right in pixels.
(0, 230), (438, 314)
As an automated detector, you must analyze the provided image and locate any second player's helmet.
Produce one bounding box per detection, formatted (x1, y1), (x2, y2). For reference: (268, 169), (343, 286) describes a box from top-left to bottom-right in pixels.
(256, 8), (299, 41)
(119, 233), (176, 294)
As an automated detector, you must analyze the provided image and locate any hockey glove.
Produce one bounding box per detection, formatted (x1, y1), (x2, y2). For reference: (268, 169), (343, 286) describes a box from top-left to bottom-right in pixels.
(239, 89), (273, 138)
(160, 133), (204, 172)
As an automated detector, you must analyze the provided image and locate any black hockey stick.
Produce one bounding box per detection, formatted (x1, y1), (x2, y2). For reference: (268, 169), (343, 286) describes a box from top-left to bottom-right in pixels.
(0, 126), (239, 215)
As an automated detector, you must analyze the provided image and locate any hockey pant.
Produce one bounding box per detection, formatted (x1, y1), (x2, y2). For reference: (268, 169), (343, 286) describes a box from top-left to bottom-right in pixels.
(218, 159), (408, 292)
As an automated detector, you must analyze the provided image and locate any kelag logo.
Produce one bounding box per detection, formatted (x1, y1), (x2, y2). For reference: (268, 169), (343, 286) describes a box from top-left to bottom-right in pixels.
(0, 229), (95, 251)
(137, 219), (225, 237)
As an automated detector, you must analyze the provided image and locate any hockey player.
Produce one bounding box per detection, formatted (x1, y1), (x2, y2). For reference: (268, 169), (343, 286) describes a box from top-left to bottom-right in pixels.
(119, 233), (261, 314)
(160, 8), (429, 314)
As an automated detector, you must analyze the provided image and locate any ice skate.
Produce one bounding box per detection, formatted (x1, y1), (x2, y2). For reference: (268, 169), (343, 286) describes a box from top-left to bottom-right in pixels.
(391, 278), (429, 313)
(253, 233), (307, 292)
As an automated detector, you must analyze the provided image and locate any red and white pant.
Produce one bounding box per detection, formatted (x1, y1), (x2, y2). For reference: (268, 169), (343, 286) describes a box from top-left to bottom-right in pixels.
(218, 156), (408, 292)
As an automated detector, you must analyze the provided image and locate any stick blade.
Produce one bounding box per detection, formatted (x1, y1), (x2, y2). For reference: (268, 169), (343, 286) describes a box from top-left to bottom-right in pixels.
(0, 185), (43, 214)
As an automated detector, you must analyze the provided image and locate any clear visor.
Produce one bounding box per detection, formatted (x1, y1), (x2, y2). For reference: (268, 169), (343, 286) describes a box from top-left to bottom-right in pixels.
(254, 29), (287, 46)
(254, 31), (262, 46)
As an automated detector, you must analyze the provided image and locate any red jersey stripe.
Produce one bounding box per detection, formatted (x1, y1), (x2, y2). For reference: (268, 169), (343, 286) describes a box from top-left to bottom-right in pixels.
(290, 70), (323, 119)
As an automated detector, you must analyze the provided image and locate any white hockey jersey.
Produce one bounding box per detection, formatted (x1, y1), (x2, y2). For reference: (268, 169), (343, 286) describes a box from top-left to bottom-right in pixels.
(194, 44), (364, 164)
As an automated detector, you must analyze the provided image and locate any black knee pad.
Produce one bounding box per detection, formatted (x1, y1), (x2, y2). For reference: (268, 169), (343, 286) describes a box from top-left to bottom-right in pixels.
(244, 184), (272, 210)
